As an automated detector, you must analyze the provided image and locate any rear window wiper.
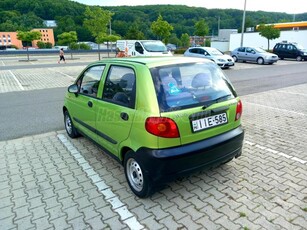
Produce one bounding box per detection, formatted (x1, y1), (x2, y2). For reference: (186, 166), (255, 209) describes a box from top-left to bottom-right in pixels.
(202, 94), (231, 109)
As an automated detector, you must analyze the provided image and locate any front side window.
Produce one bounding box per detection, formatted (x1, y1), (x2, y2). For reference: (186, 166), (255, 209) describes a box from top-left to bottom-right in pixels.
(102, 66), (136, 108)
(78, 65), (105, 97)
(135, 42), (143, 54)
(151, 62), (236, 112)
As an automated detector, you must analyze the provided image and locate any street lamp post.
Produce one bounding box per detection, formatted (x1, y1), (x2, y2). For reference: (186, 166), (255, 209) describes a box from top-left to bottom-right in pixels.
(240, 0), (247, 47)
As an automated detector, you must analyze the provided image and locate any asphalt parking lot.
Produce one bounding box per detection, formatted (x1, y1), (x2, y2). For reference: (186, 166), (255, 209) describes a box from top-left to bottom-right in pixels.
(0, 56), (306, 229)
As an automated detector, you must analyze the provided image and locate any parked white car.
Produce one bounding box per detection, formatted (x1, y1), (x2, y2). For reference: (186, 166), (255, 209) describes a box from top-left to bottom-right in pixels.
(184, 47), (235, 69)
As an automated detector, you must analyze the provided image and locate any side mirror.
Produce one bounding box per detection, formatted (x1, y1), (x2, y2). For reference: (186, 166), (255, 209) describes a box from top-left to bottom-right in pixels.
(68, 84), (78, 94)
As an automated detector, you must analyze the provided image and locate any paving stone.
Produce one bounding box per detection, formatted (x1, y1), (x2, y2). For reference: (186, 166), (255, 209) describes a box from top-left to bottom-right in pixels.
(97, 205), (119, 221)
(141, 215), (164, 230)
(177, 214), (203, 229)
(215, 216), (241, 230)
(147, 205), (169, 220)
(159, 215), (184, 229)
(32, 216), (53, 230)
(104, 216), (128, 229)
(85, 216), (108, 229)
(14, 215), (35, 229)
(200, 205), (223, 221)
(195, 215), (223, 230)
(0, 216), (16, 229)
(68, 216), (89, 229)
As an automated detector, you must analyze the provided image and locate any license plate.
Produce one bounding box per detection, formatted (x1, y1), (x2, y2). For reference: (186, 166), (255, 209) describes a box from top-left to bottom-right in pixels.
(192, 113), (228, 132)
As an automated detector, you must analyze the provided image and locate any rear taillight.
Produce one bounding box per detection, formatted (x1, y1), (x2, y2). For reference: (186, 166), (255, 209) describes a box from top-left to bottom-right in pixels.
(235, 100), (243, 121)
(145, 117), (180, 138)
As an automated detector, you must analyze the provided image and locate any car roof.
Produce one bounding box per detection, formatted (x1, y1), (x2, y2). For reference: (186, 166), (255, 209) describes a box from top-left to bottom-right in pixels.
(88, 57), (212, 68)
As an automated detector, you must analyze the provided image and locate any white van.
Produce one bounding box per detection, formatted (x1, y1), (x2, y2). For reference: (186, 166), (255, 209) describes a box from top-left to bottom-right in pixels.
(116, 40), (172, 57)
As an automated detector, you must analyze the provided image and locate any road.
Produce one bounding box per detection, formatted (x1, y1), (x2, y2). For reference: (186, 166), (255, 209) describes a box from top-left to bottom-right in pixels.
(1, 58), (307, 141)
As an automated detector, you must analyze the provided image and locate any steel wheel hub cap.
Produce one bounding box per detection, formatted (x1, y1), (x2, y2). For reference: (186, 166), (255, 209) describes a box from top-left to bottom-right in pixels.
(127, 158), (143, 192)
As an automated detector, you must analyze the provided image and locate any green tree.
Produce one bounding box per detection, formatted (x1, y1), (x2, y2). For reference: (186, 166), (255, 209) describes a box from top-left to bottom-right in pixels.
(194, 19), (209, 36)
(83, 6), (114, 59)
(96, 33), (121, 58)
(17, 30), (41, 61)
(36, 41), (46, 48)
(151, 14), (173, 43)
(180, 33), (190, 48)
(168, 33), (181, 47)
(57, 31), (78, 59)
(126, 23), (145, 40)
(257, 24), (280, 50)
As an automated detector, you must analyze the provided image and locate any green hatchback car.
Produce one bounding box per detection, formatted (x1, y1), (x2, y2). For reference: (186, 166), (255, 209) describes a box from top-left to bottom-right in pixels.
(63, 57), (244, 198)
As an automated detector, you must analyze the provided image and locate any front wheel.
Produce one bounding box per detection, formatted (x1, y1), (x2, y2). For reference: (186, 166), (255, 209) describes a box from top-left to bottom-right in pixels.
(296, 55), (302, 61)
(124, 151), (153, 198)
(64, 110), (80, 138)
(257, 57), (264, 65)
(232, 55), (238, 62)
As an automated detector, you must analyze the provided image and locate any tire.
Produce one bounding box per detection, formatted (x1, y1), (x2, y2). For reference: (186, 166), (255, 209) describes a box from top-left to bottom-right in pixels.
(64, 110), (79, 138)
(257, 57), (264, 65)
(124, 151), (153, 198)
(232, 55), (238, 62)
(296, 56), (302, 61)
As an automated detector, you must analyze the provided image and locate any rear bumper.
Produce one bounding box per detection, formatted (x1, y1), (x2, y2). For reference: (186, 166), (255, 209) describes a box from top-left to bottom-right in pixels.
(135, 126), (244, 184)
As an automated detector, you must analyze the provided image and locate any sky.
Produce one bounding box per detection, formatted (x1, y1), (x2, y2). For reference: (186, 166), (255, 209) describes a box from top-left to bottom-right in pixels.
(72, 0), (307, 14)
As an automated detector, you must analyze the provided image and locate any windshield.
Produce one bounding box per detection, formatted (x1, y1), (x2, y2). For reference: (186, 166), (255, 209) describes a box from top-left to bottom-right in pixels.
(141, 41), (167, 52)
(150, 61), (236, 112)
(296, 44), (306, 50)
(208, 49), (223, 56)
(254, 47), (266, 53)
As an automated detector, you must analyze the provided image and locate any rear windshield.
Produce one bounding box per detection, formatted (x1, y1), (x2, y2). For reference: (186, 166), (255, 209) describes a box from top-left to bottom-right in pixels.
(150, 61), (237, 112)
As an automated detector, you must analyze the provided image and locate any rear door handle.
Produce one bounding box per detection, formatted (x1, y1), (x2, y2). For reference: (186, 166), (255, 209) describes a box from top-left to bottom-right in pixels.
(88, 101), (93, 107)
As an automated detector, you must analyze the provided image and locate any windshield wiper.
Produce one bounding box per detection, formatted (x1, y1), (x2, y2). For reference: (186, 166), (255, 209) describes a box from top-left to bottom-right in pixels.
(202, 94), (231, 109)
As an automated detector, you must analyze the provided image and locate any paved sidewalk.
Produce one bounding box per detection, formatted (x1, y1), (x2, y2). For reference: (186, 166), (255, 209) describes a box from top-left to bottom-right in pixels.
(1, 83), (306, 229)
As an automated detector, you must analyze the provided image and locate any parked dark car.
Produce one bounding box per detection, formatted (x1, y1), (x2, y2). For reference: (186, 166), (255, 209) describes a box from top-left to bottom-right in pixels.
(231, 47), (278, 65)
(273, 42), (307, 61)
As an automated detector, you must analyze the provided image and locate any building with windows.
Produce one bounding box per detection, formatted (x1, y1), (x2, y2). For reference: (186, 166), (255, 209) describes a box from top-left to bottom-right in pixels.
(0, 32), (22, 49)
(32, 28), (55, 47)
(0, 28), (55, 49)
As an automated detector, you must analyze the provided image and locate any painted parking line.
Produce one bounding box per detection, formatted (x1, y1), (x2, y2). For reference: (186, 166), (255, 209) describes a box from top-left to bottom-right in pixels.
(245, 141), (307, 165)
(57, 134), (144, 230)
(245, 102), (306, 116)
(9, 70), (24, 90)
(49, 68), (75, 80)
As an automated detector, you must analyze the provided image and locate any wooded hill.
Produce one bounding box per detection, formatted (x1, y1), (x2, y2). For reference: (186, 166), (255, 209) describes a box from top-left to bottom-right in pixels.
(1, 0), (307, 42)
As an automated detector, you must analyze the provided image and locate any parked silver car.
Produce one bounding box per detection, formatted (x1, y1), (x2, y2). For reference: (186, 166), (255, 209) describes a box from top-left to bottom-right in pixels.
(231, 47), (278, 65)
(184, 47), (234, 69)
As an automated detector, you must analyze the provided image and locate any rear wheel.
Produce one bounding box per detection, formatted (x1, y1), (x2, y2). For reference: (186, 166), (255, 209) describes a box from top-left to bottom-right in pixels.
(296, 55), (302, 61)
(257, 57), (264, 65)
(124, 151), (153, 198)
(64, 110), (79, 138)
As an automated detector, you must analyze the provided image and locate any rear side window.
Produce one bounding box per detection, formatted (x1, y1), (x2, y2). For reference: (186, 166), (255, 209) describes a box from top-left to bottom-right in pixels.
(151, 62), (236, 112)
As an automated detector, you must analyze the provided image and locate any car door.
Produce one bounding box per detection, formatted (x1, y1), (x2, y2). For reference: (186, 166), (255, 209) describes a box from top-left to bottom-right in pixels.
(67, 65), (105, 140)
(236, 47), (246, 60)
(245, 47), (256, 62)
(95, 65), (137, 157)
